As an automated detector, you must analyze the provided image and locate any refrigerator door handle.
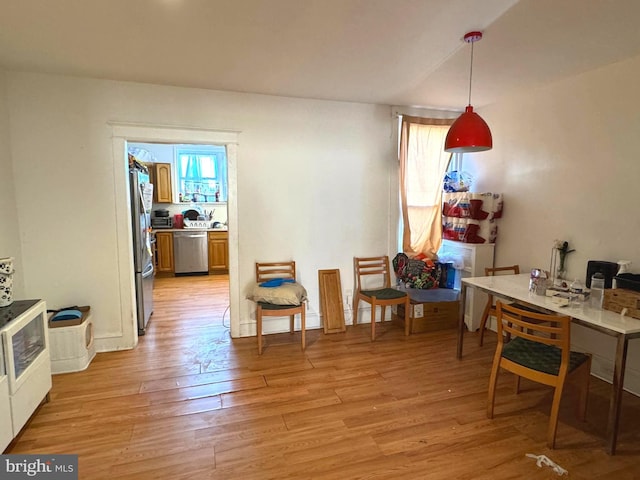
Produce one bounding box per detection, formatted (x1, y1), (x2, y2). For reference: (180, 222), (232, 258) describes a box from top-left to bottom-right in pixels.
(142, 262), (154, 278)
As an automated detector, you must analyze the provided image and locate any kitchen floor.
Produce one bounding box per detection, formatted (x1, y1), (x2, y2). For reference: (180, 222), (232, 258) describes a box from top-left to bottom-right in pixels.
(6, 276), (640, 479)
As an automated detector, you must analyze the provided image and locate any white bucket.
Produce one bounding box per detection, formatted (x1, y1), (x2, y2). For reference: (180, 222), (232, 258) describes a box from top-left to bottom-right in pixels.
(0, 257), (15, 307)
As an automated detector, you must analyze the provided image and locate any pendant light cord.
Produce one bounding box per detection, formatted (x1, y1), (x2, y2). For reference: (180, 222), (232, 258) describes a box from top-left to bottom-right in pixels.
(468, 39), (474, 106)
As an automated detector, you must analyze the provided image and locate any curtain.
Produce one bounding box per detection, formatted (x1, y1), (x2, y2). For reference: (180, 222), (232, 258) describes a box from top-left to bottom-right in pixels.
(399, 116), (453, 259)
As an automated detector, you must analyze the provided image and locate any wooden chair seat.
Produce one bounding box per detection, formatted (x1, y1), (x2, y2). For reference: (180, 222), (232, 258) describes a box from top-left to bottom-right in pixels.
(501, 337), (590, 375)
(360, 288), (407, 300)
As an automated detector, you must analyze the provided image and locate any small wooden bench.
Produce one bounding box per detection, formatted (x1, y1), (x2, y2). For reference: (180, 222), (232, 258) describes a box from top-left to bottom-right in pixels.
(392, 288), (460, 333)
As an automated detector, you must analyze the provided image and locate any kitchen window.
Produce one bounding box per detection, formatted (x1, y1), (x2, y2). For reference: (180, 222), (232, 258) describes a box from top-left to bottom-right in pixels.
(175, 146), (228, 203)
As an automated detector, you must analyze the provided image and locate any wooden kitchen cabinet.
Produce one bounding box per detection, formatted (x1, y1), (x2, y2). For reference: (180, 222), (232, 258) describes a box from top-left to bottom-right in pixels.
(143, 162), (173, 203)
(154, 163), (173, 203)
(208, 231), (228, 273)
(155, 232), (174, 274)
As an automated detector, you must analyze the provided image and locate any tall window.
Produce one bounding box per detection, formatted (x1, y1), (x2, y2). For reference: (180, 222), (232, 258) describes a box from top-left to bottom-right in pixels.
(175, 146), (228, 203)
(399, 116), (453, 258)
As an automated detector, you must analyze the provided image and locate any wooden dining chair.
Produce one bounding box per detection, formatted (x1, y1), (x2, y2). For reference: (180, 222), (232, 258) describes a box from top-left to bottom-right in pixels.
(254, 261), (306, 355)
(478, 265), (520, 346)
(487, 301), (591, 449)
(352, 256), (410, 340)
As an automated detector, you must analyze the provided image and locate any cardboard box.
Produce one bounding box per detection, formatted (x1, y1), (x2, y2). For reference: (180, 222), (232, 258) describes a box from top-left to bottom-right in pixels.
(393, 301), (459, 333)
(604, 289), (640, 320)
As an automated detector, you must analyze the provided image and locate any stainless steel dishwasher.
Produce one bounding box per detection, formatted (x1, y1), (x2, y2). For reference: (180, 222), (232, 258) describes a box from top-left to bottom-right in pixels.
(173, 230), (208, 275)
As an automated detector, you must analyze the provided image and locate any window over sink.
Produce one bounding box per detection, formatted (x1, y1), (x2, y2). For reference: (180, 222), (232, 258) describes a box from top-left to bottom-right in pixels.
(175, 145), (228, 204)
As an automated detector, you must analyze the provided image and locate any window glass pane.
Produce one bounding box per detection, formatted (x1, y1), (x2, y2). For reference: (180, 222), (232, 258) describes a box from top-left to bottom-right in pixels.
(175, 146), (227, 203)
(200, 156), (216, 177)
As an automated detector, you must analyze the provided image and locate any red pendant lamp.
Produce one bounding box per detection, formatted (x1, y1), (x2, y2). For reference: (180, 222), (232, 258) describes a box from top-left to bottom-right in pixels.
(444, 31), (492, 153)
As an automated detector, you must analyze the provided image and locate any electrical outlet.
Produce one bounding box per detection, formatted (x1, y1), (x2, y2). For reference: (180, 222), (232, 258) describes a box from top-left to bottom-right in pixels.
(414, 304), (424, 317)
(345, 289), (353, 307)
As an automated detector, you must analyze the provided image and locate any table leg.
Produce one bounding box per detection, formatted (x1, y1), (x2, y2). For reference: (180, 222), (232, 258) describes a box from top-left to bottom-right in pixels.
(606, 333), (629, 455)
(457, 284), (467, 359)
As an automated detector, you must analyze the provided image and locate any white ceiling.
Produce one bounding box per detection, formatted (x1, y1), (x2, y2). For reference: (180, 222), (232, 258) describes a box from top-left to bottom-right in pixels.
(1, 0), (640, 110)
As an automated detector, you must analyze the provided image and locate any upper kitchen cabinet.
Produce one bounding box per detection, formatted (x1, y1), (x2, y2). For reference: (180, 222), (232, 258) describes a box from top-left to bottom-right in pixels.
(142, 162), (173, 203)
(154, 163), (173, 203)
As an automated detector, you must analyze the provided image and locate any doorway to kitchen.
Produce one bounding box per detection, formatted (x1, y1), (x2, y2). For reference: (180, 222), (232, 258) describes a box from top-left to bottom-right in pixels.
(128, 140), (231, 335)
(110, 123), (240, 347)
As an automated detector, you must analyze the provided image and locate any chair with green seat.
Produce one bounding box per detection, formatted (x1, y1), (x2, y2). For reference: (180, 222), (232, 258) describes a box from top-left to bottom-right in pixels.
(487, 301), (591, 449)
(352, 256), (410, 340)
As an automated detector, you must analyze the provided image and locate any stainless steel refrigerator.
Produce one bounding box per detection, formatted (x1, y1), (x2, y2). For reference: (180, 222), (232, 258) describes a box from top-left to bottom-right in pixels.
(129, 165), (155, 335)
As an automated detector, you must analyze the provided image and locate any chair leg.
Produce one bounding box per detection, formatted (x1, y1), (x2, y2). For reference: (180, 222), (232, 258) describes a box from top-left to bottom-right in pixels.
(515, 375), (521, 394)
(370, 299), (377, 341)
(257, 306), (263, 355)
(576, 357), (591, 421)
(352, 296), (359, 327)
(547, 383), (565, 449)
(405, 298), (411, 336)
(479, 300), (492, 346)
(301, 304), (306, 351)
(487, 355), (501, 419)
(289, 315), (294, 334)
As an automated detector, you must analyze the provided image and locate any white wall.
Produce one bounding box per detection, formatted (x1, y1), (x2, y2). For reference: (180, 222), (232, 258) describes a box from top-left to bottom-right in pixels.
(5, 72), (395, 349)
(0, 69), (23, 297)
(466, 53), (640, 392)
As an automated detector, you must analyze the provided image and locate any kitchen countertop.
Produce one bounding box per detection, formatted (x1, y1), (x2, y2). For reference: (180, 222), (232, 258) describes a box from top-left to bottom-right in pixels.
(152, 228), (228, 233)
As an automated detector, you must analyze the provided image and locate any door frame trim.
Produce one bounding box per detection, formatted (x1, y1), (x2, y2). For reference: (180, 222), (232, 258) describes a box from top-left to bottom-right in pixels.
(110, 122), (241, 349)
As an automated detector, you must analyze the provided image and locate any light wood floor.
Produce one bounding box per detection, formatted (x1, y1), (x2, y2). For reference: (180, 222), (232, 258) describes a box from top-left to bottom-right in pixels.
(8, 275), (640, 479)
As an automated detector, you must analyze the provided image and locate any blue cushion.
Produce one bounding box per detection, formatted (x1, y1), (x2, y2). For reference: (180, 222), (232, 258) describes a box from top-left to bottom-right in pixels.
(259, 278), (295, 288)
(51, 309), (83, 321)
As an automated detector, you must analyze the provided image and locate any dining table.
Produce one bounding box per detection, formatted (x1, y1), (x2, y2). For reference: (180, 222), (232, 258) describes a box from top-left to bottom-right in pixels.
(458, 273), (640, 455)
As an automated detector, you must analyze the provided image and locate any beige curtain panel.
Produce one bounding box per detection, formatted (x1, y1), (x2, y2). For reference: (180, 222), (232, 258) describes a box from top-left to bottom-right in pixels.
(399, 116), (453, 259)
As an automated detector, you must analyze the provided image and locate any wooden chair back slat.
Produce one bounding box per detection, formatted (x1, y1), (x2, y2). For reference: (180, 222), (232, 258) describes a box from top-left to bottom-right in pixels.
(256, 261), (296, 283)
(354, 256), (392, 291)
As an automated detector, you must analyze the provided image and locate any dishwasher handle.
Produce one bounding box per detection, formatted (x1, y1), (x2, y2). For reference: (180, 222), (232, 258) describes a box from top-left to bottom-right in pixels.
(175, 232), (207, 239)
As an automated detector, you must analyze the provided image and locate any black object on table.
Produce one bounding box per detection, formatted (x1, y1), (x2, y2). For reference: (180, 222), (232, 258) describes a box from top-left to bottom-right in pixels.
(0, 299), (40, 329)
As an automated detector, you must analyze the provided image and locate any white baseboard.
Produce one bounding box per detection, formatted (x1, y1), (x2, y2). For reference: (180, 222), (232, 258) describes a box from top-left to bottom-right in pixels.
(239, 311), (321, 337)
(239, 305), (383, 337)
